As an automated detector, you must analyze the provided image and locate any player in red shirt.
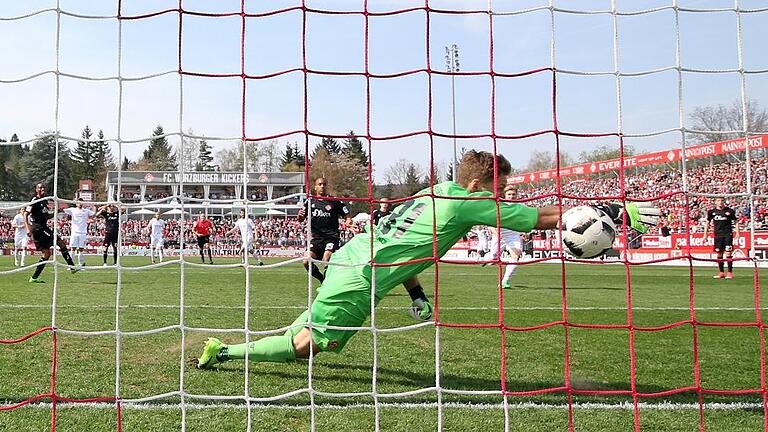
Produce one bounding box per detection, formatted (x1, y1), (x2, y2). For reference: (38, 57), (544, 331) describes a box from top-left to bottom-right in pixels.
(193, 212), (215, 264)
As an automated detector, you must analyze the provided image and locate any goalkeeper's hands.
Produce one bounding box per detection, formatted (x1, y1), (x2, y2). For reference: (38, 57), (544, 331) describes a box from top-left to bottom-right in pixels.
(407, 298), (433, 322)
(592, 202), (661, 234)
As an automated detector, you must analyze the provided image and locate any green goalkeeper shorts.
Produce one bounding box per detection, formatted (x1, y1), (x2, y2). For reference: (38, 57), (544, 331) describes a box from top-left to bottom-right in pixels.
(290, 259), (375, 354)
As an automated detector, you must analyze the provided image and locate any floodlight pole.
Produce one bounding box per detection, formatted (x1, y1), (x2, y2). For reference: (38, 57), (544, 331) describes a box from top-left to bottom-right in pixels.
(445, 44), (460, 180)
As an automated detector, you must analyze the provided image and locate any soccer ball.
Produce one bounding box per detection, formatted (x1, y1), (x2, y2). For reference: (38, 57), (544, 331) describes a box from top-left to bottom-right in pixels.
(561, 206), (617, 259)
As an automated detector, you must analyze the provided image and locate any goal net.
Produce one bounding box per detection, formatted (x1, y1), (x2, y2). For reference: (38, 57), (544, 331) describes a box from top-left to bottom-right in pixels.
(1, 1), (767, 431)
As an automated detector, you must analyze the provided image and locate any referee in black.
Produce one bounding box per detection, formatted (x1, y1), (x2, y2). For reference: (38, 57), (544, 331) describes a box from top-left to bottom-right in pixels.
(703, 197), (740, 279)
(23, 183), (79, 283)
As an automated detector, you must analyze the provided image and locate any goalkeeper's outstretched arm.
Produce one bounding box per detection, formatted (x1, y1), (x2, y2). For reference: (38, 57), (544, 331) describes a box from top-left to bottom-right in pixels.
(534, 202), (660, 234)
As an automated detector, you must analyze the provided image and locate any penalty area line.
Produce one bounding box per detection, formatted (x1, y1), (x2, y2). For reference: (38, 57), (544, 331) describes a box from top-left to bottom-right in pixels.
(2, 400), (764, 412)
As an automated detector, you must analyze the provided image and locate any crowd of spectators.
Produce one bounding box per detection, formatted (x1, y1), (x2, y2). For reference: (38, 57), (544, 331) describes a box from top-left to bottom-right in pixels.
(2, 157), (767, 246)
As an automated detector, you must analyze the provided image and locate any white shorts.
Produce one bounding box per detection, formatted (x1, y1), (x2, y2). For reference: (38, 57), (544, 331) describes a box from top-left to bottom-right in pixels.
(477, 239), (489, 252)
(14, 234), (28, 249)
(69, 233), (88, 249)
(151, 236), (165, 248)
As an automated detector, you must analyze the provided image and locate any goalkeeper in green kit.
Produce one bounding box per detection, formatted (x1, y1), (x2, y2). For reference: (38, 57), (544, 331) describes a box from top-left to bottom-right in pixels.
(195, 150), (659, 368)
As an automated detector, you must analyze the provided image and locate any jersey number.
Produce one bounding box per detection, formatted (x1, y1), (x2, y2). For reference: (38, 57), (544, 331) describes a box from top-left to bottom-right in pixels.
(380, 200), (426, 238)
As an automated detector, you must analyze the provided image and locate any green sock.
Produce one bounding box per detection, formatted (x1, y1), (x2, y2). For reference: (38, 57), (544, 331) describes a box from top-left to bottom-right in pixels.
(221, 334), (296, 363)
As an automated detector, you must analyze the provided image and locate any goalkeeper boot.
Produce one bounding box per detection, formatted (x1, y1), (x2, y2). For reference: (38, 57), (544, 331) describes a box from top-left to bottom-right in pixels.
(407, 299), (433, 322)
(197, 337), (226, 369)
(29, 277), (45, 283)
(500, 282), (512, 290)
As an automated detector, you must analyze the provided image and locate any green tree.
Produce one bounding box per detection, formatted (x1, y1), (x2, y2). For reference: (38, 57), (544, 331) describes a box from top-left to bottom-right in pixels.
(71, 125), (99, 181)
(525, 150), (573, 172)
(195, 139), (215, 171)
(315, 137), (341, 157)
(310, 147), (368, 212)
(383, 159), (427, 198)
(342, 131), (367, 166)
(19, 132), (75, 197)
(139, 125), (177, 170)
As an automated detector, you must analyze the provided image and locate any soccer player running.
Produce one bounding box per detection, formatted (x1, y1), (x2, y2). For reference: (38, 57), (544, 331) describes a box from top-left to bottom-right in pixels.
(146, 211), (167, 264)
(193, 212), (214, 264)
(194, 150), (659, 369)
(63, 198), (95, 267)
(96, 203), (122, 266)
(12, 208), (29, 267)
(24, 183), (80, 283)
(227, 209), (263, 265)
(297, 177), (354, 283)
(485, 185), (524, 289)
(703, 197), (739, 279)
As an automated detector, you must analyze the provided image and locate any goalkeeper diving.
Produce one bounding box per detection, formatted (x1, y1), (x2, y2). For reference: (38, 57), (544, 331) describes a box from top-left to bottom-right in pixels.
(194, 150), (660, 368)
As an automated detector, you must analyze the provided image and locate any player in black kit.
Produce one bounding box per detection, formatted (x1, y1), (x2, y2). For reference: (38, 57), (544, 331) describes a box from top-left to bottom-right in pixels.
(23, 183), (79, 283)
(297, 177), (354, 283)
(371, 198), (391, 225)
(96, 203), (122, 265)
(703, 197), (740, 279)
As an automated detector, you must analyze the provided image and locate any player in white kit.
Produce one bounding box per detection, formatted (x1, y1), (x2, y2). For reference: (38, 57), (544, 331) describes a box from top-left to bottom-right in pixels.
(226, 209), (263, 265)
(474, 226), (491, 259)
(12, 208), (29, 267)
(63, 198), (95, 267)
(487, 185), (524, 289)
(146, 211), (167, 264)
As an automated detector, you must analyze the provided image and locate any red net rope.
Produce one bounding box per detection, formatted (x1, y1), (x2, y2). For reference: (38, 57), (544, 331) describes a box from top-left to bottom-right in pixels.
(1, 2), (765, 432)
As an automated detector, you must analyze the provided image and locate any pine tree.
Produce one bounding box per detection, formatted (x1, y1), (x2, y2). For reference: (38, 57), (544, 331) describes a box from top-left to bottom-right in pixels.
(141, 125), (177, 170)
(196, 139), (215, 171)
(96, 129), (115, 170)
(280, 143), (295, 168)
(342, 130), (367, 166)
(121, 156), (131, 170)
(292, 143), (306, 167)
(318, 137), (341, 156)
(71, 125), (99, 181)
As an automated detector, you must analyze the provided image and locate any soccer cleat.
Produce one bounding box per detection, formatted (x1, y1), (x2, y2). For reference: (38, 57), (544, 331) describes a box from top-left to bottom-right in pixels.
(725, 272), (734, 279)
(103, 263), (108, 267)
(713, 272), (725, 279)
(500, 283), (512, 290)
(70, 265), (81, 274)
(29, 277), (45, 283)
(196, 337), (226, 369)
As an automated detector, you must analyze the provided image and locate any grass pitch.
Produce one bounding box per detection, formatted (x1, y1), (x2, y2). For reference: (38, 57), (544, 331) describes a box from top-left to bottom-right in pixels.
(1, 255), (767, 431)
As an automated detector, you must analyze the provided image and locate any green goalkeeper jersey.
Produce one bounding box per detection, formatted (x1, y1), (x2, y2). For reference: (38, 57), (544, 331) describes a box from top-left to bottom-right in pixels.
(332, 181), (539, 298)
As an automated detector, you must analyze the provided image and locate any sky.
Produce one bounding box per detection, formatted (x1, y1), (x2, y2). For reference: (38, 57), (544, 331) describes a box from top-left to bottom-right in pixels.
(0, 0), (767, 183)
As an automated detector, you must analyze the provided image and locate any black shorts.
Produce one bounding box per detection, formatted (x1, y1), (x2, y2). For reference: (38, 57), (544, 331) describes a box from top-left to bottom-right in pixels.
(197, 235), (210, 248)
(31, 226), (54, 250)
(310, 237), (340, 257)
(714, 235), (733, 253)
(104, 231), (119, 246)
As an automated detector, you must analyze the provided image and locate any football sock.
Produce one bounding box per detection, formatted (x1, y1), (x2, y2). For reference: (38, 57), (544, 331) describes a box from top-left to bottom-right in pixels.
(60, 248), (75, 266)
(718, 256), (725, 273)
(200, 248), (205, 262)
(502, 264), (517, 285)
(103, 249), (108, 264)
(32, 259), (47, 279)
(207, 249), (212, 262)
(407, 284), (428, 302)
(79, 251), (85, 265)
(727, 258), (733, 272)
(113, 247), (118, 264)
(220, 334), (296, 363)
(310, 263), (325, 283)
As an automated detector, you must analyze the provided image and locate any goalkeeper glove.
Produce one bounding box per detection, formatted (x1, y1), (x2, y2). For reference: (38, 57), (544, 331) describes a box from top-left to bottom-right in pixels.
(592, 202), (660, 234)
(407, 298), (433, 322)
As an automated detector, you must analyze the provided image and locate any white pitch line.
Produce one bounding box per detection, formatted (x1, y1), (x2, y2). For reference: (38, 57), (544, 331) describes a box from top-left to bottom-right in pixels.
(0, 304), (765, 312)
(2, 400), (764, 412)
